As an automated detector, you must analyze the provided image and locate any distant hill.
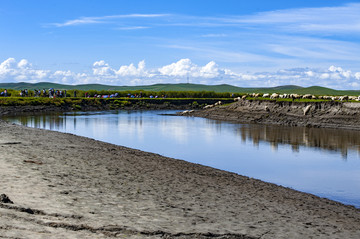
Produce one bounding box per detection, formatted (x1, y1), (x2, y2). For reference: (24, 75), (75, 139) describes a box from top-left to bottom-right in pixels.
(1, 82), (360, 95)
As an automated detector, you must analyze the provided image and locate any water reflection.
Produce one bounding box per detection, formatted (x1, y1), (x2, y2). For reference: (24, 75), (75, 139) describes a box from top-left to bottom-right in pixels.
(6, 112), (360, 159)
(235, 124), (360, 159)
(3, 111), (360, 207)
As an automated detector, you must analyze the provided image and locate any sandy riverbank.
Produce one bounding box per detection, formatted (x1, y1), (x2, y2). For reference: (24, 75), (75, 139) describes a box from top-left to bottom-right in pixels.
(189, 100), (360, 131)
(1, 119), (360, 238)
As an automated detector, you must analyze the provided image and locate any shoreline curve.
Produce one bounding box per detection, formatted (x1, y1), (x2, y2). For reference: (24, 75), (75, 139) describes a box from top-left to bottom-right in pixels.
(1, 118), (360, 238)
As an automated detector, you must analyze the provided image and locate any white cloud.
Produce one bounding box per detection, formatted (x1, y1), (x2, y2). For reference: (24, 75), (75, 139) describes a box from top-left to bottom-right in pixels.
(0, 58), (17, 72)
(116, 26), (150, 30)
(116, 60), (152, 77)
(54, 18), (101, 27)
(42, 4), (360, 75)
(0, 58), (50, 83)
(50, 14), (170, 27)
(159, 58), (193, 77)
(17, 59), (31, 69)
(158, 59), (222, 78)
(224, 3), (360, 35)
(329, 65), (343, 72)
(320, 73), (330, 80)
(355, 72), (360, 80)
(93, 60), (116, 76)
(49, 4), (360, 35)
(201, 34), (227, 38)
(1, 58), (360, 90)
(198, 61), (220, 78)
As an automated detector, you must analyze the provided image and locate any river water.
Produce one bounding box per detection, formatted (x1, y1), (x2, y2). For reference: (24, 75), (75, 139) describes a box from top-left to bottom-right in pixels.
(4, 110), (360, 208)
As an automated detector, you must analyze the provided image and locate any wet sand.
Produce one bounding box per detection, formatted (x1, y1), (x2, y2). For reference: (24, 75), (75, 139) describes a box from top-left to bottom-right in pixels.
(1, 119), (360, 238)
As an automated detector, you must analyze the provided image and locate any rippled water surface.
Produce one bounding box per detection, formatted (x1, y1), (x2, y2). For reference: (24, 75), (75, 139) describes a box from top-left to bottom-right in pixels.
(4, 110), (360, 207)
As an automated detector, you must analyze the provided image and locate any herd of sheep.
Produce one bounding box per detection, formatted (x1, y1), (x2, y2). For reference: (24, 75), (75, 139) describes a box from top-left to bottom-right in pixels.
(180, 93), (360, 115)
(180, 101), (223, 115)
(234, 93), (360, 102)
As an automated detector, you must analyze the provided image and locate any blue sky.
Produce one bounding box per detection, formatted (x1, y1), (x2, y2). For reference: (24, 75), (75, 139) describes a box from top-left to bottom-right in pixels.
(1, 0), (360, 89)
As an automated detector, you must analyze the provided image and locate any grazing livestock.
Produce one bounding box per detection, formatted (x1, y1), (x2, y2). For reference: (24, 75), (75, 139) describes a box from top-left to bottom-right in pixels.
(348, 96), (357, 101)
(270, 93), (279, 99)
(180, 110), (195, 115)
(181, 110), (189, 115)
(234, 97), (241, 101)
(302, 94), (313, 99)
(203, 104), (214, 109)
(290, 94), (301, 100)
(339, 95), (349, 101)
(233, 93), (360, 102)
(324, 96), (332, 100)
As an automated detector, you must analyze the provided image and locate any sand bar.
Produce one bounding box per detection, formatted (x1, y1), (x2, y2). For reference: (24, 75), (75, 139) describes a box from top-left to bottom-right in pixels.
(0, 118), (360, 238)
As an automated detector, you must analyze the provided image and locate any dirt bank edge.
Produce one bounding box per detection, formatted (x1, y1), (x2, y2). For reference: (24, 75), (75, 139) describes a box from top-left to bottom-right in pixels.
(188, 99), (360, 131)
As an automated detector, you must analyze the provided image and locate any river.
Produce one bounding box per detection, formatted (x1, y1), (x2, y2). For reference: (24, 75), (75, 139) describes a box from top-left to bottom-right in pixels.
(3, 110), (360, 208)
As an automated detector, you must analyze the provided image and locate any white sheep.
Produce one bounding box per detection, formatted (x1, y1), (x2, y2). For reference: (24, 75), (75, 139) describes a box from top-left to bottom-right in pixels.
(339, 95), (349, 101)
(203, 104), (214, 109)
(181, 110), (195, 115)
(270, 93), (279, 99)
(290, 94), (300, 99)
(349, 96), (357, 101)
(181, 110), (189, 114)
(302, 94), (313, 99)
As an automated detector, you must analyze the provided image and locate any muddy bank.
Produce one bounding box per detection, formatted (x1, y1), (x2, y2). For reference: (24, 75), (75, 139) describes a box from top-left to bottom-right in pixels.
(189, 100), (360, 130)
(0, 98), (235, 116)
(0, 102), (184, 116)
(1, 119), (360, 238)
(0, 104), (183, 116)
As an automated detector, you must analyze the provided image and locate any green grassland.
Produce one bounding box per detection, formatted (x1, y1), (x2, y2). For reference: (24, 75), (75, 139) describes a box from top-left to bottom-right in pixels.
(0, 97), (235, 112)
(1, 82), (360, 96)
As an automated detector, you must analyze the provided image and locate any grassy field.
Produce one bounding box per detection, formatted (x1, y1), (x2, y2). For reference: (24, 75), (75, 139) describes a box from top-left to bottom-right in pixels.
(0, 97), (234, 111)
(1, 82), (360, 96)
